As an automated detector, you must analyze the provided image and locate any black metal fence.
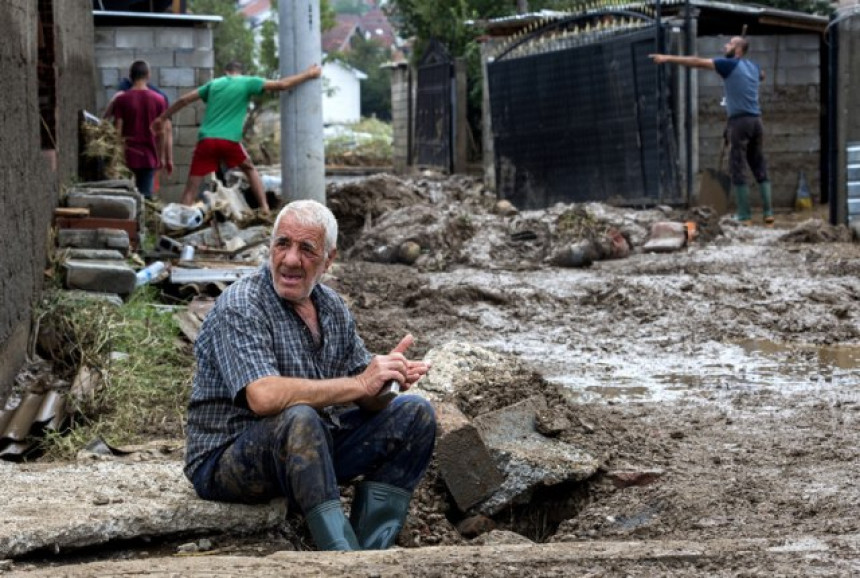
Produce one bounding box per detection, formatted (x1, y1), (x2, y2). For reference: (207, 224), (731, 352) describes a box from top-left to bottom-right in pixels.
(489, 19), (680, 210)
(415, 40), (454, 171)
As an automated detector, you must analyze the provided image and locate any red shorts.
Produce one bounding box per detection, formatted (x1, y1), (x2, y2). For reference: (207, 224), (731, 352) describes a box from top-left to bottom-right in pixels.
(189, 138), (249, 176)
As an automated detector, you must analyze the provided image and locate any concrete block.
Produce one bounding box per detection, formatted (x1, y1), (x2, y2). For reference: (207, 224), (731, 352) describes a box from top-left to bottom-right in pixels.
(155, 28), (195, 49)
(195, 28), (213, 49)
(65, 192), (137, 220)
(196, 67), (214, 86)
(434, 402), (504, 512)
(116, 28), (155, 49)
(176, 126), (200, 147)
(159, 67), (196, 88)
(93, 29), (115, 48)
(63, 260), (137, 295)
(159, 87), (179, 106)
(100, 68), (120, 89)
(175, 49), (214, 69)
(94, 48), (135, 69)
(172, 145), (197, 167)
(133, 48), (175, 68)
(473, 395), (598, 515)
(57, 228), (130, 253)
(62, 249), (126, 261)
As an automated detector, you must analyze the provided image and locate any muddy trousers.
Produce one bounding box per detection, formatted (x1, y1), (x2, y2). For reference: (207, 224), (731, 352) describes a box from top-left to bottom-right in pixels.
(190, 395), (436, 516)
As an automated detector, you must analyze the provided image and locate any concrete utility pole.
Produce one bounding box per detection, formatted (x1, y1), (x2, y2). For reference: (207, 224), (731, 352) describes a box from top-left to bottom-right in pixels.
(279, 0), (325, 203)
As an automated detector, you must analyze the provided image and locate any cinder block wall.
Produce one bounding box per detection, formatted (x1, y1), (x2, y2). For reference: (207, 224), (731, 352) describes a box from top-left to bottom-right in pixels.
(0, 0), (95, 398)
(835, 11), (860, 224)
(697, 34), (821, 209)
(94, 24), (215, 202)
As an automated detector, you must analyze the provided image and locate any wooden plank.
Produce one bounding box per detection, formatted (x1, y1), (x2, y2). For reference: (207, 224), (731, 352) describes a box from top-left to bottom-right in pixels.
(54, 207), (90, 218)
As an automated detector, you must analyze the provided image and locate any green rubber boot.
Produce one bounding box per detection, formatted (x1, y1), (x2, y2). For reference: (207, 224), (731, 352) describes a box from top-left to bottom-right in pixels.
(305, 500), (360, 551)
(759, 180), (775, 225)
(733, 184), (752, 223)
(349, 482), (412, 550)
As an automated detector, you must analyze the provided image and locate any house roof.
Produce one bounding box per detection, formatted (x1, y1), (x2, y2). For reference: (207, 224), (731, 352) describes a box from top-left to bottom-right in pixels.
(323, 14), (361, 53)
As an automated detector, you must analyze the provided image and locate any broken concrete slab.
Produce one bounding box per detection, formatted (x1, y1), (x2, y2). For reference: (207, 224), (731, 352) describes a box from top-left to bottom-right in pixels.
(0, 460), (286, 559)
(60, 290), (124, 307)
(57, 228), (130, 253)
(415, 342), (509, 401)
(434, 401), (503, 512)
(63, 259), (137, 295)
(473, 395), (599, 516)
(65, 191), (137, 220)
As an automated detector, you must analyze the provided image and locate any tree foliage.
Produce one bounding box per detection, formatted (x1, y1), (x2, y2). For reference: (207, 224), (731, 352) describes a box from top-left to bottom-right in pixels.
(188, 0), (258, 75)
(333, 34), (392, 120)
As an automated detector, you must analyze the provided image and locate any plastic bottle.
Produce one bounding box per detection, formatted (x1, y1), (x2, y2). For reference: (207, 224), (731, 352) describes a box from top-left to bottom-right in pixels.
(135, 261), (166, 287)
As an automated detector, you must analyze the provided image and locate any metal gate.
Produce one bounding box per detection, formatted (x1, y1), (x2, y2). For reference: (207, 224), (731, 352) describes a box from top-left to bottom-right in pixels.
(488, 12), (680, 209)
(415, 40), (454, 171)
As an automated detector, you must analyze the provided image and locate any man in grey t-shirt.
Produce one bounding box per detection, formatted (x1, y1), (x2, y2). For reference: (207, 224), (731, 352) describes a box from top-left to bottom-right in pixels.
(651, 36), (773, 225)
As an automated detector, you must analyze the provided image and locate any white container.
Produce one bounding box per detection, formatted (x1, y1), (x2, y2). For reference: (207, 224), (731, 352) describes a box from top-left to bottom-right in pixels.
(135, 261), (166, 287)
(180, 245), (195, 261)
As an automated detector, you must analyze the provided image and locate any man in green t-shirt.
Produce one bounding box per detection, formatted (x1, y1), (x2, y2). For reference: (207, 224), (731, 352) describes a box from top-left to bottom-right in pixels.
(153, 61), (321, 214)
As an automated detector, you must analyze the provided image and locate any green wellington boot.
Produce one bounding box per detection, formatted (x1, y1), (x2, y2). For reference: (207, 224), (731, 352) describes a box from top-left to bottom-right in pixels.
(350, 481), (412, 550)
(305, 500), (360, 551)
(733, 184), (752, 223)
(759, 180), (775, 225)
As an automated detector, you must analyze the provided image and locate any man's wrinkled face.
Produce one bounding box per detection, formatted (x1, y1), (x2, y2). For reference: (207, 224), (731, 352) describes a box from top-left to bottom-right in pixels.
(269, 214), (335, 305)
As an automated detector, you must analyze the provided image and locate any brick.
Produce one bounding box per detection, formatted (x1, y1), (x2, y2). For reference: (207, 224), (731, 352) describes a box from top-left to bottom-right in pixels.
(434, 402), (503, 512)
(116, 28), (155, 49)
(159, 67), (197, 88)
(63, 260), (137, 296)
(155, 28), (195, 49)
(65, 192), (137, 220)
(175, 48), (214, 69)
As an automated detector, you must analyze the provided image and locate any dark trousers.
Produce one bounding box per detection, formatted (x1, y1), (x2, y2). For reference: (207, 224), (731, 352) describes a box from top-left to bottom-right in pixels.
(727, 115), (769, 186)
(131, 168), (156, 199)
(190, 395), (436, 515)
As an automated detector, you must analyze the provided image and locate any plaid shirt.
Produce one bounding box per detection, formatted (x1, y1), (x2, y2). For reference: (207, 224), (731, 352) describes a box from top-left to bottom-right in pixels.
(184, 265), (372, 480)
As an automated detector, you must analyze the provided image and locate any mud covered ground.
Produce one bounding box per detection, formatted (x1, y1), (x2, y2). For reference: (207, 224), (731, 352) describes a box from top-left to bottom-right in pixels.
(10, 173), (860, 576)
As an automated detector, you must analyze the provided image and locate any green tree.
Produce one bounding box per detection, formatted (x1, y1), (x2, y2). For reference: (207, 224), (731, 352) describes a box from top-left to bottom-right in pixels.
(336, 34), (392, 120)
(188, 0), (257, 75)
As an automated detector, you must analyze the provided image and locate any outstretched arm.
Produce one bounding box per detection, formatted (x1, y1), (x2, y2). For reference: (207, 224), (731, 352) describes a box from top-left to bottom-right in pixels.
(650, 54), (715, 70)
(151, 89), (200, 133)
(263, 64), (322, 92)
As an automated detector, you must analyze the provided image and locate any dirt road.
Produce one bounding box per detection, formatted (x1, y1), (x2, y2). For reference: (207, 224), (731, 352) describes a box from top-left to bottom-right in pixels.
(7, 176), (860, 575)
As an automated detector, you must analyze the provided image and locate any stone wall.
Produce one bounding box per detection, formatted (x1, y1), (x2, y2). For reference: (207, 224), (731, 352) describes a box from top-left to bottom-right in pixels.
(0, 0), (95, 398)
(697, 34), (821, 209)
(94, 24), (215, 201)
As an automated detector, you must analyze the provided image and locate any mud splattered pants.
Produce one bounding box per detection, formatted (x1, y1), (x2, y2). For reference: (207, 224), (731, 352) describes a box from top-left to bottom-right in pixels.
(727, 115), (769, 186)
(189, 395), (436, 515)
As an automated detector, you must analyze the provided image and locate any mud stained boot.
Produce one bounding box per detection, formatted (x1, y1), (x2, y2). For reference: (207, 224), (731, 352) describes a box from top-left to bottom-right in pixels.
(732, 184), (752, 224)
(760, 181), (775, 226)
(305, 500), (359, 551)
(350, 481), (412, 550)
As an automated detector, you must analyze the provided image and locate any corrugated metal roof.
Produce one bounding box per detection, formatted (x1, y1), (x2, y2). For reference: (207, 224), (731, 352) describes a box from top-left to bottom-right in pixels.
(0, 390), (67, 460)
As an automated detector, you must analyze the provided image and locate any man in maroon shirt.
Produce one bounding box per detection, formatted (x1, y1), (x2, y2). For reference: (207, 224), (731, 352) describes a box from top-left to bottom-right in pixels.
(111, 61), (171, 198)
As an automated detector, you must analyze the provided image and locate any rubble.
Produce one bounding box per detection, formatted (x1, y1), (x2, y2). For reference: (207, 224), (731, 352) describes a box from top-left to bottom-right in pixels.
(0, 460), (286, 559)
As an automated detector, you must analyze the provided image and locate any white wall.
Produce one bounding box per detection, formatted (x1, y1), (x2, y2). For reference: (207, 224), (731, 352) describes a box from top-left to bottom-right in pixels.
(322, 61), (366, 124)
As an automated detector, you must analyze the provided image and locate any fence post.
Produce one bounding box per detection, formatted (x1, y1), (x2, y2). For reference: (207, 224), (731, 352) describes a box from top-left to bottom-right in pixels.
(454, 58), (468, 174)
